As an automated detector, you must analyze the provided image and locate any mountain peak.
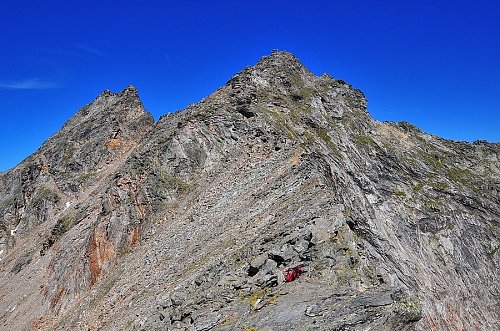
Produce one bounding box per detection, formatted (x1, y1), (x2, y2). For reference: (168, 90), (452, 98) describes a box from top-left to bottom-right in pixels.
(0, 52), (498, 331)
(97, 85), (139, 100)
(225, 50), (317, 97)
(252, 50), (313, 79)
(221, 50), (367, 125)
(120, 85), (139, 97)
(257, 50), (303, 67)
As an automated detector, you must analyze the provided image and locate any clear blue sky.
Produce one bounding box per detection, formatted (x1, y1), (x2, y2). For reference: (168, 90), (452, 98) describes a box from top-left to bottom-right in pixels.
(1, 0), (499, 171)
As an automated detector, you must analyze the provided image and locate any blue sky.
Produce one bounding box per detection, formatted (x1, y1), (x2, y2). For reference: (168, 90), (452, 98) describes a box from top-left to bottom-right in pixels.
(0, 0), (499, 171)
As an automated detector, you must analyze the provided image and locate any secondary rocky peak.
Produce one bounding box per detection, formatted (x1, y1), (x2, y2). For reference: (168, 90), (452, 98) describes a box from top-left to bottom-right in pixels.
(0, 84), (154, 254)
(64, 86), (153, 130)
(94, 85), (140, 107)
(98, 85), (137, 96)
(118, 84), (140, 97)
(63, 86), (153, 152)
(99, 89), (115, 97)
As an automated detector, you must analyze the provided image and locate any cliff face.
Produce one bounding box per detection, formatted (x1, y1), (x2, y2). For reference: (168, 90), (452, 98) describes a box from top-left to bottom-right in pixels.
(0, 51), (498, 331)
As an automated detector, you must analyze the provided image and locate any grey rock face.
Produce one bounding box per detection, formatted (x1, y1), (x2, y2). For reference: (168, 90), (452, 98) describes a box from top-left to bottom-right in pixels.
(0, 51), (498, 331)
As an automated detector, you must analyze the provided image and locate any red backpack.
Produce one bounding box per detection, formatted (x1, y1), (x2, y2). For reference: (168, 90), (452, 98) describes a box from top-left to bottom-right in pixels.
(284, 265), (303, 282)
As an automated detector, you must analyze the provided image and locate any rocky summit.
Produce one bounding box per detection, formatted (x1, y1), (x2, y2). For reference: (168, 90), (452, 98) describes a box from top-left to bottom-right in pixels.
(0, 51), (498, 331)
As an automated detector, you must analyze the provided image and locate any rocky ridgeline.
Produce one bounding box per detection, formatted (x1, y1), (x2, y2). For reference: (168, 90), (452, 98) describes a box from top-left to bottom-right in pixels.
(0, 51), (498, 331)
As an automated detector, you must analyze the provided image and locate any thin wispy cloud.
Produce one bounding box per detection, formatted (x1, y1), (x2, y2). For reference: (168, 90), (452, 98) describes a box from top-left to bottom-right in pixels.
(164, 51), (172, 68)
(39, 44), (107, 59)
(74, 43), (106, 57)
(0, 78), (61, 90)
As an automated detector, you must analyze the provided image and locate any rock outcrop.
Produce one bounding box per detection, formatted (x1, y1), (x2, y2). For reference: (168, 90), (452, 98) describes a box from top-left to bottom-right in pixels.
(0, 51), (498, 331)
